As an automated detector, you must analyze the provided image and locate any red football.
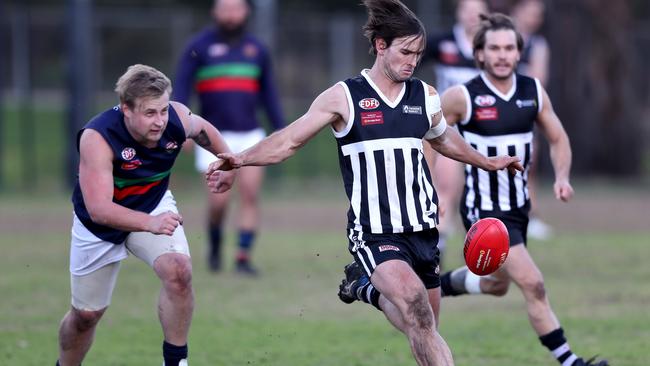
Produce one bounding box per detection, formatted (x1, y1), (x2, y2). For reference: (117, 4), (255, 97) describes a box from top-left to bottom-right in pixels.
(463, 218), (510, 276)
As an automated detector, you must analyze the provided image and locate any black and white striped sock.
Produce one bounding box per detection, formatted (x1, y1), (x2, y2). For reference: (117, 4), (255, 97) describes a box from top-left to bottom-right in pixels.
(357, 282), (381, 310)
(539, 328), (580, 366)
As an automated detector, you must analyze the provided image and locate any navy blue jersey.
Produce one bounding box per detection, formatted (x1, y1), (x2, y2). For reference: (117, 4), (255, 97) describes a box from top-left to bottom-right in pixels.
(517, 34), (548, 78)
(425, 25), (480, 92)
(71, 105), (187, 244)
(457, 73), (542, 214)
(173, 27), (284, 132)
(335, 70), (439, 235)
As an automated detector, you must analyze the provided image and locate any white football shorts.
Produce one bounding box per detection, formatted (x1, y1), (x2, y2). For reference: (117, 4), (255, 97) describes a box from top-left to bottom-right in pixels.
(69, 190), (190, 310)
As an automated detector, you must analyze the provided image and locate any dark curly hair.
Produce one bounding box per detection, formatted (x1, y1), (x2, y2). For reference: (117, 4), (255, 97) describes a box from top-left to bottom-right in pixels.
(362, 0), (426, 55)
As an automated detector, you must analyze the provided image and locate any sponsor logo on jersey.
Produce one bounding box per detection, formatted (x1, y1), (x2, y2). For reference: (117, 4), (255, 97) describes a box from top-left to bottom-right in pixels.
(121, 159), (142, 171)
(165, 141), (179, 153)
(516, 99), (537, 108)
(439, 40), (460, 64)
(121, 147), (136, 161)
(358, 98), (380, 110)
(360, 111), (384, 126)
(475, 107), (499, 121)
(402, 105), (422, 115)
(208, 43), (229, 57)
(243, 43), (258, 58)
(474, 94), (496, 107)
(379, 244), (400, 252)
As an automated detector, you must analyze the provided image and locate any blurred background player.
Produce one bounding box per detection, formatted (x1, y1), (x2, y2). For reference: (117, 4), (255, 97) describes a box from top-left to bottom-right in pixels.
(173, 0), (285, 275)
(423, 0), (489, 265)
(438, 14), (608, 366)
(56, 64), (235, 366)
(511, 0), (554, 240)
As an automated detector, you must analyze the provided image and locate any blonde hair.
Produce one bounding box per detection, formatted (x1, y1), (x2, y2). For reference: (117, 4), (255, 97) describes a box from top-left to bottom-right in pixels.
(114, 64), (172, 108)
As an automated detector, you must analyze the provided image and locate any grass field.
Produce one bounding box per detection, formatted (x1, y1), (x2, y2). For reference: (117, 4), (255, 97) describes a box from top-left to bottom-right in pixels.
(1, 183), (649, 365)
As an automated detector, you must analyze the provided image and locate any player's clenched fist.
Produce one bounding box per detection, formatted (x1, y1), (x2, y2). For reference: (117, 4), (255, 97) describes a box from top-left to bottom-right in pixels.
(147, 211), (183, 236)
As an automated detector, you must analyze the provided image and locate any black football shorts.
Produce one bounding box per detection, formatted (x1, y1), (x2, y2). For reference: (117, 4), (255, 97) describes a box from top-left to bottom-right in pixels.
(347, 228), (441, 289)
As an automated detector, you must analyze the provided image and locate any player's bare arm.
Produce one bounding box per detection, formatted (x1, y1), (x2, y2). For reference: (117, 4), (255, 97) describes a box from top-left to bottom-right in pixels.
(535, 85), (574, 202)
(171, 101), (232, 155)
(172, 101), (236, 193)
(208, 83), (348, 173)
(78, 130), (182, 235)
(440, 85), (467, 126)
(426, 84), (523, 174)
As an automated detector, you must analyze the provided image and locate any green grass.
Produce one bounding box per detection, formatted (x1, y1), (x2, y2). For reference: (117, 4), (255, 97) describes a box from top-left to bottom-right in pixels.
(0, 189), (648, 365)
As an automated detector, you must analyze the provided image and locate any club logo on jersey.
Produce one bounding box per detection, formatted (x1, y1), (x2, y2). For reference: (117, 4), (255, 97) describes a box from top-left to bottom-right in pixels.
(121, 159), (142, 171)
(474, 94), (496, 107)
(358, 98), (380, 110)
(379, 244), (400, 252)
(475, 107), (499, 121)
(516, 99), (537, 108)
(402, 105), (422, 115)
(243, 43), (258, 58)
(121, 147), (136, 161)
(349, 235), (366, 252)
(165, 141), (179, 153)
(208, 43), (229, 57)
(360, 111), (384, 126)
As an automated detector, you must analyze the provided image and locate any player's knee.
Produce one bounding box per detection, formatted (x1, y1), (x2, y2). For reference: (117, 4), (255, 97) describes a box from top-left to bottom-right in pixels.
(160, 256), (193, 293)
(71, 308), (105, 331)
(522, 278), (546, 301)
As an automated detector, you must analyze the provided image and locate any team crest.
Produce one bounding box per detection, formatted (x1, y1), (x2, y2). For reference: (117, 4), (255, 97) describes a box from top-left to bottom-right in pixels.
(359, 98), (380, 110)
(243, 43), (258, 58)
(121, 147), (136, 161)
(474, 94), (496, 107)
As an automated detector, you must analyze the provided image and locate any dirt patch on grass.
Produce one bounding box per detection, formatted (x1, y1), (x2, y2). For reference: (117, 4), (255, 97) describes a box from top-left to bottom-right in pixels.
(1, 183), (648, 235)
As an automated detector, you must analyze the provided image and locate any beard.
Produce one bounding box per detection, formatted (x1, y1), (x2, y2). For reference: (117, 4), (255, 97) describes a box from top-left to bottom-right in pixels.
(217, 21), (247, 42)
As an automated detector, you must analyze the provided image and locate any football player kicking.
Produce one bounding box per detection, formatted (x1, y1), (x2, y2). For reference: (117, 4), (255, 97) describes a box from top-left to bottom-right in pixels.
(339, 13), (609, 366)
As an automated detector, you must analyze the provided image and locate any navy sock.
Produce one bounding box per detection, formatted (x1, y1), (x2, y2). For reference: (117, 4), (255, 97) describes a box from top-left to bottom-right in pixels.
(237, 230), (256, 260)
(539, 328), (579, 365)
(162, 341), (187, 366)
(209, 225), (222, 253)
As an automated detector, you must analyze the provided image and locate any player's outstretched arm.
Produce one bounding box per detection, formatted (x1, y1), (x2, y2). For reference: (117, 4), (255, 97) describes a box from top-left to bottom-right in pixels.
(78, 130), (182, 235)
(208, 84), (347, 172)
(205, 84), (348, 193)
(535, 86), (574, 202)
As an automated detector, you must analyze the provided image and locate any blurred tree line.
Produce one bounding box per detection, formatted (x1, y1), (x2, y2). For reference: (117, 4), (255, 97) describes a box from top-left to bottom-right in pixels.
(3, 0), (649, 182)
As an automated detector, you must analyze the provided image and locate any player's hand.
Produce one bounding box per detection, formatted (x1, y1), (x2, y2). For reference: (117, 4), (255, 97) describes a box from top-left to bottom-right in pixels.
(204, 152), (243, 176)
(147, 211), (183, 236)
(206, 170), (236, 193)
(486, 156), (524, 175)
(553, 179), (573, 202)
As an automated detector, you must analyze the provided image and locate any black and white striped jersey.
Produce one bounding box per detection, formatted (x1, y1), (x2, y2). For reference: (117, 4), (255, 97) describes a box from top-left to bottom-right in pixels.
(334, 70), (439, 235)
(458, 72), (543, 213)
(426, 24), (480, 92)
